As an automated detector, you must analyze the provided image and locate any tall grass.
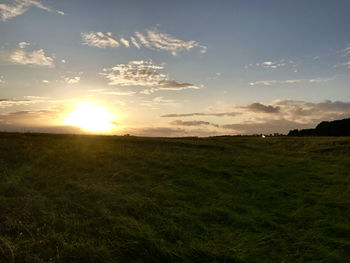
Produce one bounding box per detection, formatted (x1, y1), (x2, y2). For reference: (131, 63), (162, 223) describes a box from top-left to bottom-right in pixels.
(0, 133), (349, 262)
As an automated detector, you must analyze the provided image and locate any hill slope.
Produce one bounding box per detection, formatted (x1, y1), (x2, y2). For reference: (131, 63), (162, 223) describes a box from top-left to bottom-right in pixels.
(0, 133), (350, 262)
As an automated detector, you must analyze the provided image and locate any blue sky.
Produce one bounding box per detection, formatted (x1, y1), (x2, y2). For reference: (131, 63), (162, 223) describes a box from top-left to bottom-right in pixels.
(0, 0), (350, 136)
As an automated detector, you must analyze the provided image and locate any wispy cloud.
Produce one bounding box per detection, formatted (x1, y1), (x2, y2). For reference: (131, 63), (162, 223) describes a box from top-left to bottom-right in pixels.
(0, 96), (54, 108)
(242, 102), (280, 113)
(10, 48), (54, 67)
(245, 59), (297, 71)
(249, 76), (335, 86)
(135, 31), (151, 48)
(161, 112), (240, 118)
(249, 79), (304, 86)
(140, 96), (178, 108)
(0, 98), (32, 108)
(130, 36), (140, 49)
(334, 44), (350, 69)
(0, 0), (61, 21)
(81, 28), (206, 55)
(56, 10), (64, 16)
(102, 91), (136, 96)
(0, 76), (4, 85)
(125, 127), (190, 137)
(61, 72), (83, 85)
(170, 120), (219, 128)
(249, 80), (278, 86)
(18, 41), (30, 49)
(309, 76), (336, 83)
(64, 76), (80, 84)
(257, 60), (286, 69)
(342, 44), (350, 56)
(81, 32), (120, 48)
(141, 28), (207, 56)
(120, 37), (130, 48)
(101, 60), (199, 94)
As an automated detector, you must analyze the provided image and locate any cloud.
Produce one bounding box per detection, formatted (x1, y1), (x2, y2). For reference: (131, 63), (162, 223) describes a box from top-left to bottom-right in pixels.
(220, 119), (313, 135)
(56, 10), (64, 15)
(274, 99), (350, 120)
(0, 98), (32, 108)
(259, 61), (286, 69)
(62, 72), (83, 84)
(161, 99), (350, 135)
(0, 96), (53, 108)
(242, 102), (280, 113)
(135, 31), (151, 48)
(120, 37), (130, 48)
(81, 28), (206, 55)
(0, 76), (4, 85)
(309, 76), (336, 83)
(140, 80), (199, 94)
(101, 60), (199, 94)
(81, 32), (120, 48)
(61, 59), (66, 63)
(0, 0), (54, 21)
(249, 80), (278, 86)
(10, 48), (54, 67)
(142, 28), (207, 56)
(170, 120), (219, 128)
(249, 79), (303, 86)
(102, 91), (136, 96)
(343, 44), (350, 56)
(161, 112), (240, 117)
(42, 79), (50, 84)
(220, 100), (350, 134)
(64, 76), (80, 84)
(140, 97), (178, 108)
(18, 41), (30, 49)
(0, 108), (82, 133)
(0, 96), (73, 111)
(126, 127), (190, 137)
(249, 77), (335, 86)
(130, 37), (140, 49)
(124, 126), (226, 137)
(335, 61), (350, 69)
(245, 59), (298, 70)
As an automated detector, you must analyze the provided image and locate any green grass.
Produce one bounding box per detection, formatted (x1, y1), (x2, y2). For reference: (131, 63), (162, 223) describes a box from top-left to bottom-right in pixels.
(0, 132), (349, 262)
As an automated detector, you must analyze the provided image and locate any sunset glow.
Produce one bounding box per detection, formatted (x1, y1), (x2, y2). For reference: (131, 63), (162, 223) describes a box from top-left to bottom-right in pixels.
(64, 102), (115, 132)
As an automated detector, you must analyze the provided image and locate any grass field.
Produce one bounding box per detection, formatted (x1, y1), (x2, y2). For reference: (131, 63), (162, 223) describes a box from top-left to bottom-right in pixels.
(0, 132), (349, 262)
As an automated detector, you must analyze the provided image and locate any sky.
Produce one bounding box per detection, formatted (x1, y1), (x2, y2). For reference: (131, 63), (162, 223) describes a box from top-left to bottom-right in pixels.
(0, 0), (350, 136)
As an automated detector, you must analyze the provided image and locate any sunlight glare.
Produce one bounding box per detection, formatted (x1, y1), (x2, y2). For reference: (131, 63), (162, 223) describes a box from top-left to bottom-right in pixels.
(64, 102), (115, 132)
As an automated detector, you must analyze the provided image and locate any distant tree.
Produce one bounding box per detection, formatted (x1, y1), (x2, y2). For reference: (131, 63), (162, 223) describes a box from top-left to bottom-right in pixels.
(288, 118), (350, 136)
(288, 129), (299, 136)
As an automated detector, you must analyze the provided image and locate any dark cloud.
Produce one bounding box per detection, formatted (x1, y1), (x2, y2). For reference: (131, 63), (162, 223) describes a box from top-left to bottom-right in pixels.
(170, 120), (219, 128)
(125, 126), (225, 137)
(0, 108), (62, 127)
(0, 124), (83, 134)
(243, 102), (280, 113)
(221, 119), (315, 135)
(0, 99), (30, 102)
(161, 112), (240, 117)
(159, 80), (196, 89)
(126, 127), (190, 137)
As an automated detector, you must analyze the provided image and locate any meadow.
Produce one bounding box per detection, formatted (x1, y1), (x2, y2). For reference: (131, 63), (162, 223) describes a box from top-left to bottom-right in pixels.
(0, 132), (349, 263)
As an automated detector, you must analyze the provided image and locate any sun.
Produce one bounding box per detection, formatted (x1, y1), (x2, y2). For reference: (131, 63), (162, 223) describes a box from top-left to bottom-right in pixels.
(64, 102), (115, 132)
